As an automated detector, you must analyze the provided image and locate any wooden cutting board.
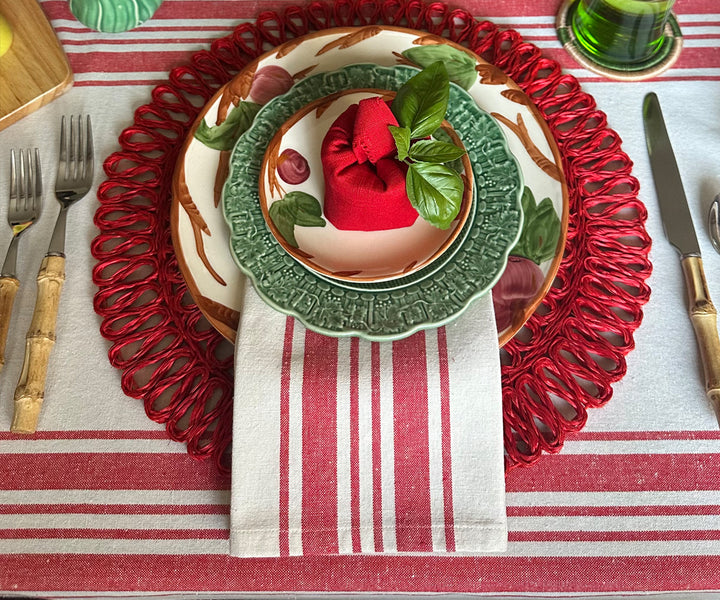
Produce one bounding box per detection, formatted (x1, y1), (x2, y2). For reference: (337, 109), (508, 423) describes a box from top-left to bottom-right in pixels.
(0, 0), (73, 132)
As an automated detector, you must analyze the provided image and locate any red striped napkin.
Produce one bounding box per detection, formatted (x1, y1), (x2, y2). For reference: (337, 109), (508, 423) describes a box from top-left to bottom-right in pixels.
(230, 287), (507, 557)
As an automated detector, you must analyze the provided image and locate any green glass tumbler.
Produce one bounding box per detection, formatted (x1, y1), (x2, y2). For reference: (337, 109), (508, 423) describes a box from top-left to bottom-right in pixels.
(571, 0), (676, 65)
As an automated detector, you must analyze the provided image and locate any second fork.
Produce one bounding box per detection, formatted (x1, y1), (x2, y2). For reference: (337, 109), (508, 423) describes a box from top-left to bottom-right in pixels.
(0, 149), (42, 374)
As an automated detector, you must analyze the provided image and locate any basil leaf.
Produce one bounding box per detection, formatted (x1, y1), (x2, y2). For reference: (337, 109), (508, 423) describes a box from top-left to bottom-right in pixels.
(402, 45), (478, 91)
(391, 61), (449, 140)
(388, 125), (411, 161)
(409, 139), (466, 164)
(194, 101), (262, 151)
(431, 128), (465, 174)
(510, 187), (562, 265)
(268, 192), (326, 248)
(406, 162), (464, 230)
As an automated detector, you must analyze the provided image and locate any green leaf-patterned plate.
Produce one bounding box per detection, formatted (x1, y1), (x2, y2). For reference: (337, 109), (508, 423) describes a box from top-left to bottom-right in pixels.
(222, 64), (523, 341)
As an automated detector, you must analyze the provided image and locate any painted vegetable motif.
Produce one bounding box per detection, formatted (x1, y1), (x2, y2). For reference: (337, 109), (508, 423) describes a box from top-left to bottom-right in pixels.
(69, 0), (164, 33)
(276, 149), (310, 185)
(195, 67), (295, 151)
(493, 187), (562, 331)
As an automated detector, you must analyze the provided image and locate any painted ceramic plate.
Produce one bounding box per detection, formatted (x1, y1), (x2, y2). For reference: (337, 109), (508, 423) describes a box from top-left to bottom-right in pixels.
(223, 64), (523, 341)
(259, 89), (474, 283)
(171, 26), (568, 343)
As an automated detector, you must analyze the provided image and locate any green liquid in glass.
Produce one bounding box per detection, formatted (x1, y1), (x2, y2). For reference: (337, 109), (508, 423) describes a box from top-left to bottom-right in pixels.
(571, 0), (674, 65)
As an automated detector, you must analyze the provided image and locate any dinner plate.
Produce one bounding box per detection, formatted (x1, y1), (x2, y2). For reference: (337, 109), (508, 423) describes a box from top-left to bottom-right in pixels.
(258, 90), (474, 283)
(170, 25), (569, 343)
(223, 64), (523, 341)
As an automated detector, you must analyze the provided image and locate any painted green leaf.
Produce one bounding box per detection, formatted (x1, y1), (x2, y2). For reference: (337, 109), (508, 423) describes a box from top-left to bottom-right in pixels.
(391, 61), (449, 139)
(409, 139), (466, 164)
(402, 45), (478, 91)
(269, 191), (326, 248)
(388, 125), (411, 161)
(511, 187), (562, 265)
(406, 162), (463, 230)
(194, 101), (262, 151)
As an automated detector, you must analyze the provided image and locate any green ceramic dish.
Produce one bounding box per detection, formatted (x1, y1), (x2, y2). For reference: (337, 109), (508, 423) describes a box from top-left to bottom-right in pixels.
(222, 64), (523, 341)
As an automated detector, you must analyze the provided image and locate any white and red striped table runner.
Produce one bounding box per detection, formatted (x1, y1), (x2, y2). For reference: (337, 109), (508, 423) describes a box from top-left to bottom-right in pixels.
(1, 0), (720, 595)
(231, 292), (507, 557)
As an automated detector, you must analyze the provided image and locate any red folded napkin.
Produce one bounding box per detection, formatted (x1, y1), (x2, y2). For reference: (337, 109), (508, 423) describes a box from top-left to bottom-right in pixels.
(321, 97), (418, 231)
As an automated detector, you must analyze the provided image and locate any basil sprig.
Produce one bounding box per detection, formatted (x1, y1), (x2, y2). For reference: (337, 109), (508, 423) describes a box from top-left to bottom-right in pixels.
(389, 62), (467, 230)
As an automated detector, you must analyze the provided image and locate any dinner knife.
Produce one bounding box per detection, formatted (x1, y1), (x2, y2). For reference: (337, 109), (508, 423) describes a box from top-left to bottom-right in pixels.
(643, 92), (720, 426)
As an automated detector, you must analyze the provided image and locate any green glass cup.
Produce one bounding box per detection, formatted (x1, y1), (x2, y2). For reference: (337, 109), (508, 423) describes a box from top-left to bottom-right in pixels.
(571, 0), (676, 65)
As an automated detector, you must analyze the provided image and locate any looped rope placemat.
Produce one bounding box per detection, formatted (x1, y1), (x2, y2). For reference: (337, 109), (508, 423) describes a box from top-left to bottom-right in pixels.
(91, 0), (652, 475)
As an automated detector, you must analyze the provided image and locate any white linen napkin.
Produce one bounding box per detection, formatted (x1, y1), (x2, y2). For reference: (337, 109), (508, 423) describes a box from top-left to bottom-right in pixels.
(230, 284), (507, 557)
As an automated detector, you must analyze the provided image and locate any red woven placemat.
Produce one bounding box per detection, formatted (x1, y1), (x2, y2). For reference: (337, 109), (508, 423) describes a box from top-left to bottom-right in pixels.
(91, 0), (651, 475)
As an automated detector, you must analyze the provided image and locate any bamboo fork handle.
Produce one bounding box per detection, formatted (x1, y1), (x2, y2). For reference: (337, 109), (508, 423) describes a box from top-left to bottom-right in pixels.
(0, 276), (20, 373)
(681, 255), (720, 427)
(11, 255), (65, 434)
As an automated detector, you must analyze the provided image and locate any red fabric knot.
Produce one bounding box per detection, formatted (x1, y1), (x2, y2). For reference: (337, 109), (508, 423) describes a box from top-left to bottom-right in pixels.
(321, 97), (418, 231)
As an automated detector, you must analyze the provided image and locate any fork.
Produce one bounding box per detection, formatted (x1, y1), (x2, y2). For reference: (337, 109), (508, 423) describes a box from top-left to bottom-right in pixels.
(11, 116), (93, 434)
(0, 149), (42, 374)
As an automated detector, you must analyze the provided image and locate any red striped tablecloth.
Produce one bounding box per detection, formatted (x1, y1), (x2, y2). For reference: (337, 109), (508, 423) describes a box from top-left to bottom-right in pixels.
(1, 0), (720, 595)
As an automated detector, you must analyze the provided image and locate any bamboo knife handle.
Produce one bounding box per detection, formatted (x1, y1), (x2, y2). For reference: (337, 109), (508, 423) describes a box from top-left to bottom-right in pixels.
(11, 255), (65, 434)
(0, 276), (20, 373)
(681, 255), (720, 427)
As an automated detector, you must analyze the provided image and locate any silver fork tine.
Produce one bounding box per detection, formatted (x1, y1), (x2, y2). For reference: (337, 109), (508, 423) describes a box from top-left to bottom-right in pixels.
(59, 116), (68, 180)
(85, 116), (94, 179)
(9, 149), (17, 206)
(21, 150), (30, 210)
(33, 149), (42, 208)
(70, 115), (77, 180)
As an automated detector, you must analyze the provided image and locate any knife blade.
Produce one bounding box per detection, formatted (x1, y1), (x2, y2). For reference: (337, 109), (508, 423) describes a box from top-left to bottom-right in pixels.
(643, 92), (720, 426)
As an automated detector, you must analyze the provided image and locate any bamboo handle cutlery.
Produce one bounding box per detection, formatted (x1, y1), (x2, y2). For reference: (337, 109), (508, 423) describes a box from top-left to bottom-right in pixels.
(2, 116), (93, 434)
(0, 149), (42, 373)
(643, 93), (720, 427)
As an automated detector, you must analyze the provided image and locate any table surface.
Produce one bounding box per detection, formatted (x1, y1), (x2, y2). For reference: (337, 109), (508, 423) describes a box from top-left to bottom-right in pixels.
(1, 0), (720, 597)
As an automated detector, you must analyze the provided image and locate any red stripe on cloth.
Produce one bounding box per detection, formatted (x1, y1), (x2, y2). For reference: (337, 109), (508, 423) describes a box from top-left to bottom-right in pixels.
(349, 337), (361, 553)
(4, 553), (720, 593)
(571, 430), (720, 441)
(61, 37), (217, 45)
(0, 453), (228, 490)
(278, 317), (295, 557)
(54, 25), (235, 33)
(0, 503), (229, 515)
(0, 430), (168, 441)
(508, 505), (720, 517)
(554, 46), (720, 70)
(301, 330), (339, 555)
(437, 328), (455, 552)
(506, 453), (720, 492)
(74, 80), (166, 87)
(371, 342), (384, 553)
(511, 530), (720, 542)
(41, 0), (720, 21)
(67, 52), (191, 73)
(392, 332), (432, 552)
(0, 528), (228, 540)
(40, 0), (303, 20)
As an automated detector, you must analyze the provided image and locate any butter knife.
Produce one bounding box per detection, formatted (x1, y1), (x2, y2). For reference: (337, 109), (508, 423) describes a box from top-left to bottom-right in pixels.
(643, 92), (720, 426)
